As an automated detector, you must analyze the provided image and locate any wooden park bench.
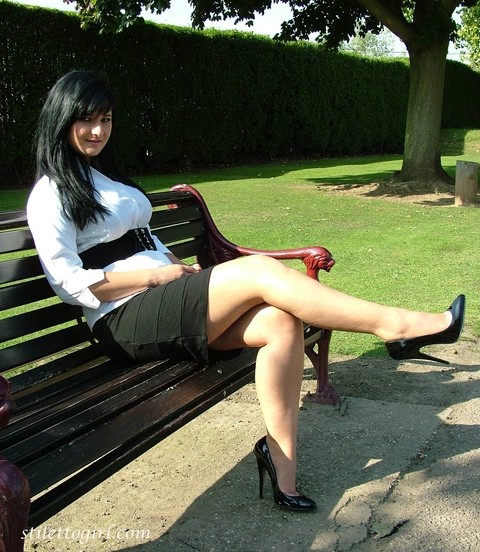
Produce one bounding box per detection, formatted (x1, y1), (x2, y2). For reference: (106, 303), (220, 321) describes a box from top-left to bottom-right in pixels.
(0, 184), (337, 551)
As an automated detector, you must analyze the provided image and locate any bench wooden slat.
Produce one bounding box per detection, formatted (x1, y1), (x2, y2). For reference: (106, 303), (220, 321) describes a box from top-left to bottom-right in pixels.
(149, 203), (202, 229)
(0, 360), (122, 443)
(0, 302), (82, 342)
(0, 227), (33, 254)
(4, 359), (185, 434)
(168, 236), (208, 260)
(8, 345), (105, 398)
(0, 210), (28, 228)
(154, 218), (205, 246)
(0, 278), (56, 311)
(146, 190), (193, 206)
(147, 190), (193, 206)
(2, 360), (203, 463)
(0, 323), (93, 373)
(0, 255), (43, 285)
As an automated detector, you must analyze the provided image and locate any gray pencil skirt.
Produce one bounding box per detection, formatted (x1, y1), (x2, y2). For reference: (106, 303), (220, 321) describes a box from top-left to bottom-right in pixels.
(92, 267), (214, 365)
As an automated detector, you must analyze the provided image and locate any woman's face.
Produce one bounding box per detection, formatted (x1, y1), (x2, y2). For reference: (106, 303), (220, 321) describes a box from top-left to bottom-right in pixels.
(68, 111), (112, 160)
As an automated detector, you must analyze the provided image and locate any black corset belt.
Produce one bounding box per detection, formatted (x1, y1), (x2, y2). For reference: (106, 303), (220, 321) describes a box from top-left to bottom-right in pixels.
(79, 228), (157, 270)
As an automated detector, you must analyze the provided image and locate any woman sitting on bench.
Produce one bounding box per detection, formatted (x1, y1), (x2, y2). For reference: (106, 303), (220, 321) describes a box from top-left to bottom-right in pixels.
(27, 70), (466, 512)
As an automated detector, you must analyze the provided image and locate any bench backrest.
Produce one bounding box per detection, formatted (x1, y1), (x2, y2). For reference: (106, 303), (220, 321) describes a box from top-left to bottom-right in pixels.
(0, 189), (216, 396)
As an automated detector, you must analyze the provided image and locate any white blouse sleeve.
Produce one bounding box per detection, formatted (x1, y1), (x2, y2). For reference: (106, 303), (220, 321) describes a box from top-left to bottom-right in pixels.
(27, 181), (105, 309)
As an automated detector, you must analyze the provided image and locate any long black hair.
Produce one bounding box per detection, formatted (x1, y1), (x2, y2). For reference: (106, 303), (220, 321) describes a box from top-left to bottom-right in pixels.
(35, 70), (145, 230)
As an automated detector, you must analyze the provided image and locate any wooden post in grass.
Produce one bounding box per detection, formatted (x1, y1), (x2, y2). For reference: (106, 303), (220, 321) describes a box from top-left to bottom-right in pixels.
(455, 160), (478, 206)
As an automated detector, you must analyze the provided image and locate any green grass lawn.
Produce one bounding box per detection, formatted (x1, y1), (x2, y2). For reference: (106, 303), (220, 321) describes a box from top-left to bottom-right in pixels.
(2, 129), (479, 358)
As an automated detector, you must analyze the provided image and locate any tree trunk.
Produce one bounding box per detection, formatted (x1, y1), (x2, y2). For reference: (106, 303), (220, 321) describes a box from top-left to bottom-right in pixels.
(393, 37), (453, 191)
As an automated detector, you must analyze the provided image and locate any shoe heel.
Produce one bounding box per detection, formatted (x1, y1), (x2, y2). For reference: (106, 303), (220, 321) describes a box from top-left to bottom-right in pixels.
(386, 341), (450, 365)
(256, 458), (266, 499)
(416, 351), (449, 365)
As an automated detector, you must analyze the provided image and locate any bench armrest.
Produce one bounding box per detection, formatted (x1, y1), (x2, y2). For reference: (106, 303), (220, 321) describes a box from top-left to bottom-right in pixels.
(170, 184), (335, 280)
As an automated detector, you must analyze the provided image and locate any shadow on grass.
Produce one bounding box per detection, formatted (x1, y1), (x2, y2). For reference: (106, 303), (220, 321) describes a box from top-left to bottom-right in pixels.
(312, 180), (459, 207)
(136, 154), (406, 193)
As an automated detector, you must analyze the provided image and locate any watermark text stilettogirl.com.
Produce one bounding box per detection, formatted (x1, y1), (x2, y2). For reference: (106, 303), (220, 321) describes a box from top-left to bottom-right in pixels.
(22, 525), (151, 545)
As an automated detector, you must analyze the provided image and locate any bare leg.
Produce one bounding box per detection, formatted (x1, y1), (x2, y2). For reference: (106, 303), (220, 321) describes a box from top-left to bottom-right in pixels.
(205, 255), (451, 345)
(210, 305), (305, 494)
(205, 254), (453, 495)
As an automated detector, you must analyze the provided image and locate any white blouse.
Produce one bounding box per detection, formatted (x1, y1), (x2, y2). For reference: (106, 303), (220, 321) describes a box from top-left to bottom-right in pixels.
(27, 168), (172, 329)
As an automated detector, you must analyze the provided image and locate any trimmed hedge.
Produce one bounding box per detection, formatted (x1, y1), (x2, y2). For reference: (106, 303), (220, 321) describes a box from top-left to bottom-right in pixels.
(0, 2), (479, 188)
(442, 59), (480, 129)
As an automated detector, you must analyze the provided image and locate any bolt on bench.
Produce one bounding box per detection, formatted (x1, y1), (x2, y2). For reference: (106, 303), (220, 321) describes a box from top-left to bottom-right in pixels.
(0, 184), (336, 551)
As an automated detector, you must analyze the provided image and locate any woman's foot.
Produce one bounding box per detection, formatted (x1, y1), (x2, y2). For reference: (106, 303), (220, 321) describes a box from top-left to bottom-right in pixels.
(386, 294), (466, 364)
(254, 436), (317, 511)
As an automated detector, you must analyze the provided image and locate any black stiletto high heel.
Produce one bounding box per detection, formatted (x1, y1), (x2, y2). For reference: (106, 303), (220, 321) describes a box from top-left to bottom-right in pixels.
(386, 294), (466, 365)
(253, 436), (317, 511)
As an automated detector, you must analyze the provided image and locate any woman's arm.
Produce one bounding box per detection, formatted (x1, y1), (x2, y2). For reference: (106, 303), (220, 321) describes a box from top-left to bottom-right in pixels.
(89, 253), (202, 302)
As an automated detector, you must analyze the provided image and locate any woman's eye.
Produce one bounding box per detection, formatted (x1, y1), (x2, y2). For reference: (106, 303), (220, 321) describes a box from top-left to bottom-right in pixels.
(102, 117), (112, 123)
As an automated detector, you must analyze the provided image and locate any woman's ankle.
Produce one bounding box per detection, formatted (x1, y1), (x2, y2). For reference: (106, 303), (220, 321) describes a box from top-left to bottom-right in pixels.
(383, 311), (451, 343)
(266, 435), (298, 494)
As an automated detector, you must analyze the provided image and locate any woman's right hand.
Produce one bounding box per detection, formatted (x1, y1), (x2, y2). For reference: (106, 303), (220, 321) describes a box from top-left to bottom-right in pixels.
(148, 263), (201, 287)
(90, 262), (201, 303)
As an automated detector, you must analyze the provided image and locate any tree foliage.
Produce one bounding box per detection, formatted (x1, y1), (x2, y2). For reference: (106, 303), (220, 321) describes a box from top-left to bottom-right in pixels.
(64, 0), (480, 189)
(339, 26), (396, 58)
(63, 0), (172, 31)
(65, 0), (476, 47)
(457, 2), (480, 71)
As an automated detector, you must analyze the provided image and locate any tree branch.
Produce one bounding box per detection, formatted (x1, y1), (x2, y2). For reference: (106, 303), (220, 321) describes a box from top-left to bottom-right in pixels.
(356, 0), (415, 44)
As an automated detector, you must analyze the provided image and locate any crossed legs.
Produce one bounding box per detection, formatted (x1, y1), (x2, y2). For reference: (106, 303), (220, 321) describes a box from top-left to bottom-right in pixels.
(206, 255), (452, 494)
(205, 255), (450, 345)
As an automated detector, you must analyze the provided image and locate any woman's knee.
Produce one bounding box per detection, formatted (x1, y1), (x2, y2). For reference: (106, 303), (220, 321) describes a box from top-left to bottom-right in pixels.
(241, 254), (282, 271)
(239, 255), (290, 284)
(264, 307), (303, 342)
(210, 254), (282, 292)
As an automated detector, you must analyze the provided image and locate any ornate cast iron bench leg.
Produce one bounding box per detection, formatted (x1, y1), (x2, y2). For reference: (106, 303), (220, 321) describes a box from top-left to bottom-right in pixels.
(303, 330), (341, 405)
